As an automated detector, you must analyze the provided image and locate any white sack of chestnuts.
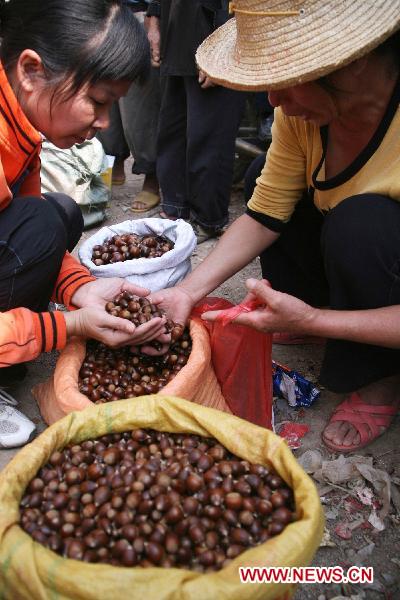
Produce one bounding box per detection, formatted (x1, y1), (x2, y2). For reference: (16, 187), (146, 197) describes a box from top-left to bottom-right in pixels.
(79, 217), (196, 291)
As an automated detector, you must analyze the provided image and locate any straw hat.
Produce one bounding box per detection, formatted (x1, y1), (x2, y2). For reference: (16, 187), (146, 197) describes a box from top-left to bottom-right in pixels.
(196, 0), (400, 91)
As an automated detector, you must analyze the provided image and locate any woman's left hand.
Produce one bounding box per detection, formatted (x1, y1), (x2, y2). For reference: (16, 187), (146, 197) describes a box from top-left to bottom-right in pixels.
(71, 278), (150, 310)
(198, 70), (216, 89)
(202, 278), (317, 334)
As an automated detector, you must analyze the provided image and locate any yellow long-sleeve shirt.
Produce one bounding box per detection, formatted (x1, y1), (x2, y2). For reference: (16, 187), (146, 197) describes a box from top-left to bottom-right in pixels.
(248, 79), (400, 229)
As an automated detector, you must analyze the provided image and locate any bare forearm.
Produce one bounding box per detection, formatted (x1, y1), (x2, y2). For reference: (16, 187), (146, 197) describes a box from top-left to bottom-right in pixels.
(178, 214), (279, 302)
(309, 305), (400, 348)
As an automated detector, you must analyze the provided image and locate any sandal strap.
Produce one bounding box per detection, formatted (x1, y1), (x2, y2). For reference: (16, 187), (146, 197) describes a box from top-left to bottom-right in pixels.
(329, 392), (398, 445)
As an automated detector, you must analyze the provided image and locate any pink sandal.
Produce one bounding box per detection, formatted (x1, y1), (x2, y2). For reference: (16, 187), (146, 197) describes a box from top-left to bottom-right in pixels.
(322, 391), (399, 452)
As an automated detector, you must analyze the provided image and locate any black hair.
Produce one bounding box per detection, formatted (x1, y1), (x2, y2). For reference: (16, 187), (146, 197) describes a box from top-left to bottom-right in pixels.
(317, 29), (400, 95)
(0, 0), (150, 95)
(374, 29), (400, 62)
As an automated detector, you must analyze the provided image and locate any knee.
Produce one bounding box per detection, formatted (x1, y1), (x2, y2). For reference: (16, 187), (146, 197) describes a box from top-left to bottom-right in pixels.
(322, 194), (400, 262)
(43, 193), (84, 251)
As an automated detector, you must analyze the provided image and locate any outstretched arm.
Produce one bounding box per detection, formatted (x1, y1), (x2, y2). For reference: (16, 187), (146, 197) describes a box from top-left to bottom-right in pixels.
(204, 278), (400, 349)
(149, 214), (279, 325)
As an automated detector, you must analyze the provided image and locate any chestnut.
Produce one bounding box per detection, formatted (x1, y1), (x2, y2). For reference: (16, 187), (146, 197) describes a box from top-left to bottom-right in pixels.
(20, 428), (296, 572)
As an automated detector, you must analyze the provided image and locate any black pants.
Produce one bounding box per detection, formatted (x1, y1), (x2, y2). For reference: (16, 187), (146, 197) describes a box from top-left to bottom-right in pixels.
(0, 193), (83, 312)
(157, 75), (245, 229)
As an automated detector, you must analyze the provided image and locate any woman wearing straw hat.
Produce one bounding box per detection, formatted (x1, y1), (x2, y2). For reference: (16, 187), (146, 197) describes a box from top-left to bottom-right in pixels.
(150, 0), (400, 453)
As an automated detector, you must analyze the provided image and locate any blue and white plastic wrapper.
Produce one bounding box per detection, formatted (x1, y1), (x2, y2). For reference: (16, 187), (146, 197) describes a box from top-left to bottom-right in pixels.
(272, 361), (320, 408)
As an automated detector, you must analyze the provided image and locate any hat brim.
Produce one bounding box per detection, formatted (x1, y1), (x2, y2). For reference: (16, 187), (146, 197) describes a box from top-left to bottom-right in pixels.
(196, 8), (400, 91)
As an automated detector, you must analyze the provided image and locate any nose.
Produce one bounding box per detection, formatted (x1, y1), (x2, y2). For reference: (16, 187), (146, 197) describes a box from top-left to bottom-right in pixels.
(93, 106), (111, 130)
(267, 90), (281, 107)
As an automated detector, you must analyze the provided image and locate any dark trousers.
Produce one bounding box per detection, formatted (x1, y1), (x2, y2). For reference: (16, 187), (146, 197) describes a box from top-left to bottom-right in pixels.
(259, 192), (400, 393)
(157, 75), (245, 229)
(0, 193), (83, 312)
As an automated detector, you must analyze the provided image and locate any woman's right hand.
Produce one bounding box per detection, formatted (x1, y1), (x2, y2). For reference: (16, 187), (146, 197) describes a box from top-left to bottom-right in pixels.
(63, 306), (167, 348)
(148, 286), (196, 327)
(145, 16), (161, 67)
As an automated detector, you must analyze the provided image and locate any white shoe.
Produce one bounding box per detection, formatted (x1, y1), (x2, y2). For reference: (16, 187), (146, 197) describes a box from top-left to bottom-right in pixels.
(0, 389), (36, 448)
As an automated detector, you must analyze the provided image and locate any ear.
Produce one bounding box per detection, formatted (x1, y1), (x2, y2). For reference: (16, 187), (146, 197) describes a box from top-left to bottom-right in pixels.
(15, 49), (46, 93)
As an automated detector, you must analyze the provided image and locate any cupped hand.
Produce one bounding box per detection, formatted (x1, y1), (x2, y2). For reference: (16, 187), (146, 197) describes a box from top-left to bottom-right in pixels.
(202, 278), (317, 334)
(147, 286), (195, 327)
(131, 331), (171, 357)
(64, 306), (167, 348)
(71, 278), (150, 310)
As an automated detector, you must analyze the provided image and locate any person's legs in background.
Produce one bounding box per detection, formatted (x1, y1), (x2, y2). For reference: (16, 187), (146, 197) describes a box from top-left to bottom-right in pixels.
(97, 101), (130, 185)
(185, 77), (246, 242)
(97, 65), (161, 213)
(157, 75), (190, 220)
(121, 66), (161, 211)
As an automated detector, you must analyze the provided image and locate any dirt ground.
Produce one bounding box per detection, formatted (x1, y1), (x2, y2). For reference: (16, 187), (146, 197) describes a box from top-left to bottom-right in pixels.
(0, 161), (399, 600)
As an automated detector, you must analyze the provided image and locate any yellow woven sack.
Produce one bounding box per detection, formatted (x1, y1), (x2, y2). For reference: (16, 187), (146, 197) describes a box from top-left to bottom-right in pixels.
(0, 396), (324, 600)
(33, 319), (231, 425)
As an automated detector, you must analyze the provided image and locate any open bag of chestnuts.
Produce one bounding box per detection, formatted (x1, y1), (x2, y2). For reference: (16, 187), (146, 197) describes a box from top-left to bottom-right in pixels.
(78, 218), (197, 292)
(0, 396), (324, 600)
(33, 317), (231, 425)
(33, 295), (272, 428)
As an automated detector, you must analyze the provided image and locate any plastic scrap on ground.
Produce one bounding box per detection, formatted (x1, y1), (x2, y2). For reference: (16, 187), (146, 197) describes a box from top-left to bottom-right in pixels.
(298, 450), (400, 533)
(278, 421), (310, 449)
(272, 360), (320, 407)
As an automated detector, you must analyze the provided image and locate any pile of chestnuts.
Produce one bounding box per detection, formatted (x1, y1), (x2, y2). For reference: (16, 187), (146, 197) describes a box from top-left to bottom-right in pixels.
(78, 330), (191, 403)
(91, 233), (174, 266)
(20, 429), (295, 571)
(105, 291), (184, 342)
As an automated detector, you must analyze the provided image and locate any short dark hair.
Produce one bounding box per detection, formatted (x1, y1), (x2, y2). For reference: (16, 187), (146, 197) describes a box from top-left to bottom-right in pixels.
(374, 29), (400, 60)
(0, 0), (150, 94)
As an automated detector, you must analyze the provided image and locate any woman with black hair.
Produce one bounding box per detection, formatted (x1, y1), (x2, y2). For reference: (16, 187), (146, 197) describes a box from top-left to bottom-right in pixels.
(0, 0), (166, 447)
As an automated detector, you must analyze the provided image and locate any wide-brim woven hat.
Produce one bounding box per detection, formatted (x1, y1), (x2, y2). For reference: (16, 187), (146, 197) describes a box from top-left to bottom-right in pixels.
(196, 0), (400, 91)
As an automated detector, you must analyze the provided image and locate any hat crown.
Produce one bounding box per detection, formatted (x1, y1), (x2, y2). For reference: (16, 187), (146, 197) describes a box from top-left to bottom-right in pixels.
(197, 0), (400, 91)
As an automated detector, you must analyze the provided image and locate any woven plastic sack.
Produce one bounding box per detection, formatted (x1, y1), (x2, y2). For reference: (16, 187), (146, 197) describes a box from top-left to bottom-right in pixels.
(40, 138), (110, 229)
(78, 218), (196, 291)
(33, 319), (231, 425)
(193, 298), (273, 429)
(0, 396), (324, 600)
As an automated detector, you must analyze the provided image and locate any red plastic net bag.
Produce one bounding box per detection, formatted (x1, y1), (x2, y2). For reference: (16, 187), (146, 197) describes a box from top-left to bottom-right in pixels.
(192, 297), (273, 429)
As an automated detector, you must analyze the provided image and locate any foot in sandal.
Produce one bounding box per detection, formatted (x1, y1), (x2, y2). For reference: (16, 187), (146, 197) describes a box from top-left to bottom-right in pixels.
(322, 374), (400, 452)
(131, 173), (160, 212)
(112, 158), (126, 185)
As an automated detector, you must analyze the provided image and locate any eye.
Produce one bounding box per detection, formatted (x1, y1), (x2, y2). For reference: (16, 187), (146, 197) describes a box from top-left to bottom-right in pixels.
(90, 96), (106, 107)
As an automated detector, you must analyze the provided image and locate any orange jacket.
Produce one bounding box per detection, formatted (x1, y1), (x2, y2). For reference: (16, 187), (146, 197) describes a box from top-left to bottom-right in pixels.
(0, 63), (95, 366)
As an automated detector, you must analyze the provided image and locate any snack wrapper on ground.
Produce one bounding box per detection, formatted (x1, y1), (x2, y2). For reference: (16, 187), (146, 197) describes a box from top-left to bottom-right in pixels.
(272, 361), (320, 408)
